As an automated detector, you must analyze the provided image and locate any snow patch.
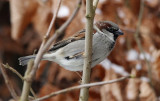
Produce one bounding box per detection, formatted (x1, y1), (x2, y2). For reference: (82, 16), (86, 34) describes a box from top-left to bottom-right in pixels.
(136, 63), (142, 70)
(139, 52), (154, 62)
(127, 91), (135, 100)
(127, 50), (139, 61)
(99, 0), (107, 3)
(119, 37), (125, 44)
(117, 9), (125, 18)
(57, 5), (70, 18)
(95, 8), (102, 15)
(100, 59), (129, 76)
(81, 17), (86, 23)
(146, 0), (153, 3)
(140, 76), (150, 82)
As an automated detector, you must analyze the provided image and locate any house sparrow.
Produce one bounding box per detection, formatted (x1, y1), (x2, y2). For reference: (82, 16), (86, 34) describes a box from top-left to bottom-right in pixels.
(19, 21), (123, 71)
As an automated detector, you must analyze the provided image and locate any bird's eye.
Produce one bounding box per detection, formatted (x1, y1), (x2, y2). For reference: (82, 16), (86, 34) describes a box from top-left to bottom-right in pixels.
(107, 27), (118, 33)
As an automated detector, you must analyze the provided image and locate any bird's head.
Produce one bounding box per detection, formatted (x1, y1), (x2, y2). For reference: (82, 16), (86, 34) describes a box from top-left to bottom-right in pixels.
(94, 21), (123, 41)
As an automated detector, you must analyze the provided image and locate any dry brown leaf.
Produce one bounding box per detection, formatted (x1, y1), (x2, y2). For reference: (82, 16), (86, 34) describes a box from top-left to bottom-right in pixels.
(100, 69), (123, 101)
(152, 49), (160, 81)
(32, 0), (54, 37)
(10, 0), (38, 40)
(0, 27), (23, 54)
(129, 0), (140, 15)
(117, 6), (136, 28)
(96, 1), (122, 22)
(126, 69), (140, 100)
(151, 49), (160, 95)
(38, 83), (64, 101)
(38, 82), (80, 101)
(145, 0), (159, 8)
(139, 81), (156, 101)
(47, 63), (61, 84)
(90, 65), (105, 82)
(64, 5), (85, 38)
(55, 67), (80, 88)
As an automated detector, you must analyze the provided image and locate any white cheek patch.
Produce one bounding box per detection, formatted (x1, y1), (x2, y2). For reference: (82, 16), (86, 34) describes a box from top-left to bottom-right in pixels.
(93, 25), (114, 42)
(102, 29), (114, 41)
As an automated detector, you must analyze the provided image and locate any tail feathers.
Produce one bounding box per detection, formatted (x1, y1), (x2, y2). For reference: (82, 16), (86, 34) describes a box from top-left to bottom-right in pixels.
(18, 55), (36, 66)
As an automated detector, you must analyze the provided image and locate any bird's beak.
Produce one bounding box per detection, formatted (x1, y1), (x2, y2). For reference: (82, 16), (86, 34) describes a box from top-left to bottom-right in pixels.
(116, 29), (124, 35)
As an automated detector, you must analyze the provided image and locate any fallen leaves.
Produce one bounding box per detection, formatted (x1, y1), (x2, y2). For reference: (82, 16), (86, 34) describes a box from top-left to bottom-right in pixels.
(1, 0), (160, 100)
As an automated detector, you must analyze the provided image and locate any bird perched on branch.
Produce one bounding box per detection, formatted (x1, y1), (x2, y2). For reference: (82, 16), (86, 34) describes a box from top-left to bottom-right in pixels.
(19, 21), (123, 71)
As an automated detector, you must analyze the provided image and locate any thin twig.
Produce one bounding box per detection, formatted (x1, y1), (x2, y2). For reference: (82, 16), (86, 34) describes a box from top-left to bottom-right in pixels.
(0, 64), (18, 100)
(29, 0), (63, 82)
(33, 76), (130, 101)
(45, 0), (62, 38)
(2, 64), (37, 98)
(79, 0), (99, 101)
(134, 0), (153, 87)
(20, 60), (34, 101)
(120, 26), (135, 33)
(3, 64), (23, 79)
(39, 0), (62, 50)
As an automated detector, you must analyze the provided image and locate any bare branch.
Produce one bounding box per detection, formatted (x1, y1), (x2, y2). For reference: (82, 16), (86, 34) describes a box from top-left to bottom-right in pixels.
(39, 0), (62, 51)
(134, 0), (153, 88)
(79, 0), (99, 100)
(0, 63), (18, 100)
(45, 0), (62, 38)
(32, 0), (63, 72)
(3, 64), (23, 80)
(2, 64), (37, 99)
(33, 76), (130, 101)
(93, 0), (99, 14)
(20, 60), (34, 101)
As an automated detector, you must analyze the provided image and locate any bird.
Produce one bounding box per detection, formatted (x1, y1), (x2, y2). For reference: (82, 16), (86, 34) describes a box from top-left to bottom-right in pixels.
(19, 21), (123, 71)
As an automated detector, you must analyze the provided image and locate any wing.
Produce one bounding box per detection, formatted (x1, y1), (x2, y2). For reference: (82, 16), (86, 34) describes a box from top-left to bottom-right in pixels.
(48, 29), (86, 52)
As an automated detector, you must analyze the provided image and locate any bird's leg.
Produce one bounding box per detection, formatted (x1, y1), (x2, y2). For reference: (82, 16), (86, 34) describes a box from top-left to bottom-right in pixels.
(74, 71), (82, 84)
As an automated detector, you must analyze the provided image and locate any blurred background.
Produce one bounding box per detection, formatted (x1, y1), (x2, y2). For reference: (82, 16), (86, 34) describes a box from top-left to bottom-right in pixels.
(0, 0), (160, 101)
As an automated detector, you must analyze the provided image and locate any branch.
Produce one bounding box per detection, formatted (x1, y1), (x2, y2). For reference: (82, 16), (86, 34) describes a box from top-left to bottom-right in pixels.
(0, 63), (18, 100)
(2, 64), (37, 99)
(20, 60), (34, 101)
(79, 0), (99, 101)
(33, 76), (130, 101)
(39, 0), (62, 51)
(134, 0), (153, 88)
(45, 0), (62, 38)
(93, 0), (99, 14)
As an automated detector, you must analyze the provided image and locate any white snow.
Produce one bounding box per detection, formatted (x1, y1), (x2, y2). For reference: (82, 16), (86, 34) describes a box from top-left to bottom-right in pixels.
(146, 0), (153, 3)
(119, 37), (125, 44)
(127, 49), (154, 62)
(95, 8), (102, 15)
(117, 9), (129, 25)
(139, 52), (154, 62)
(140, 76), (150, 82)
(117, 9), (125, 18)
(127, 91), (135, 100)
(100, 59), (129, 76)
(57, 5), (70, 18)
(135, 63), (142, 70)
(81, 17), (86, 23)
(99, 0), (107, 3)
(127, 50), (139, 61)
